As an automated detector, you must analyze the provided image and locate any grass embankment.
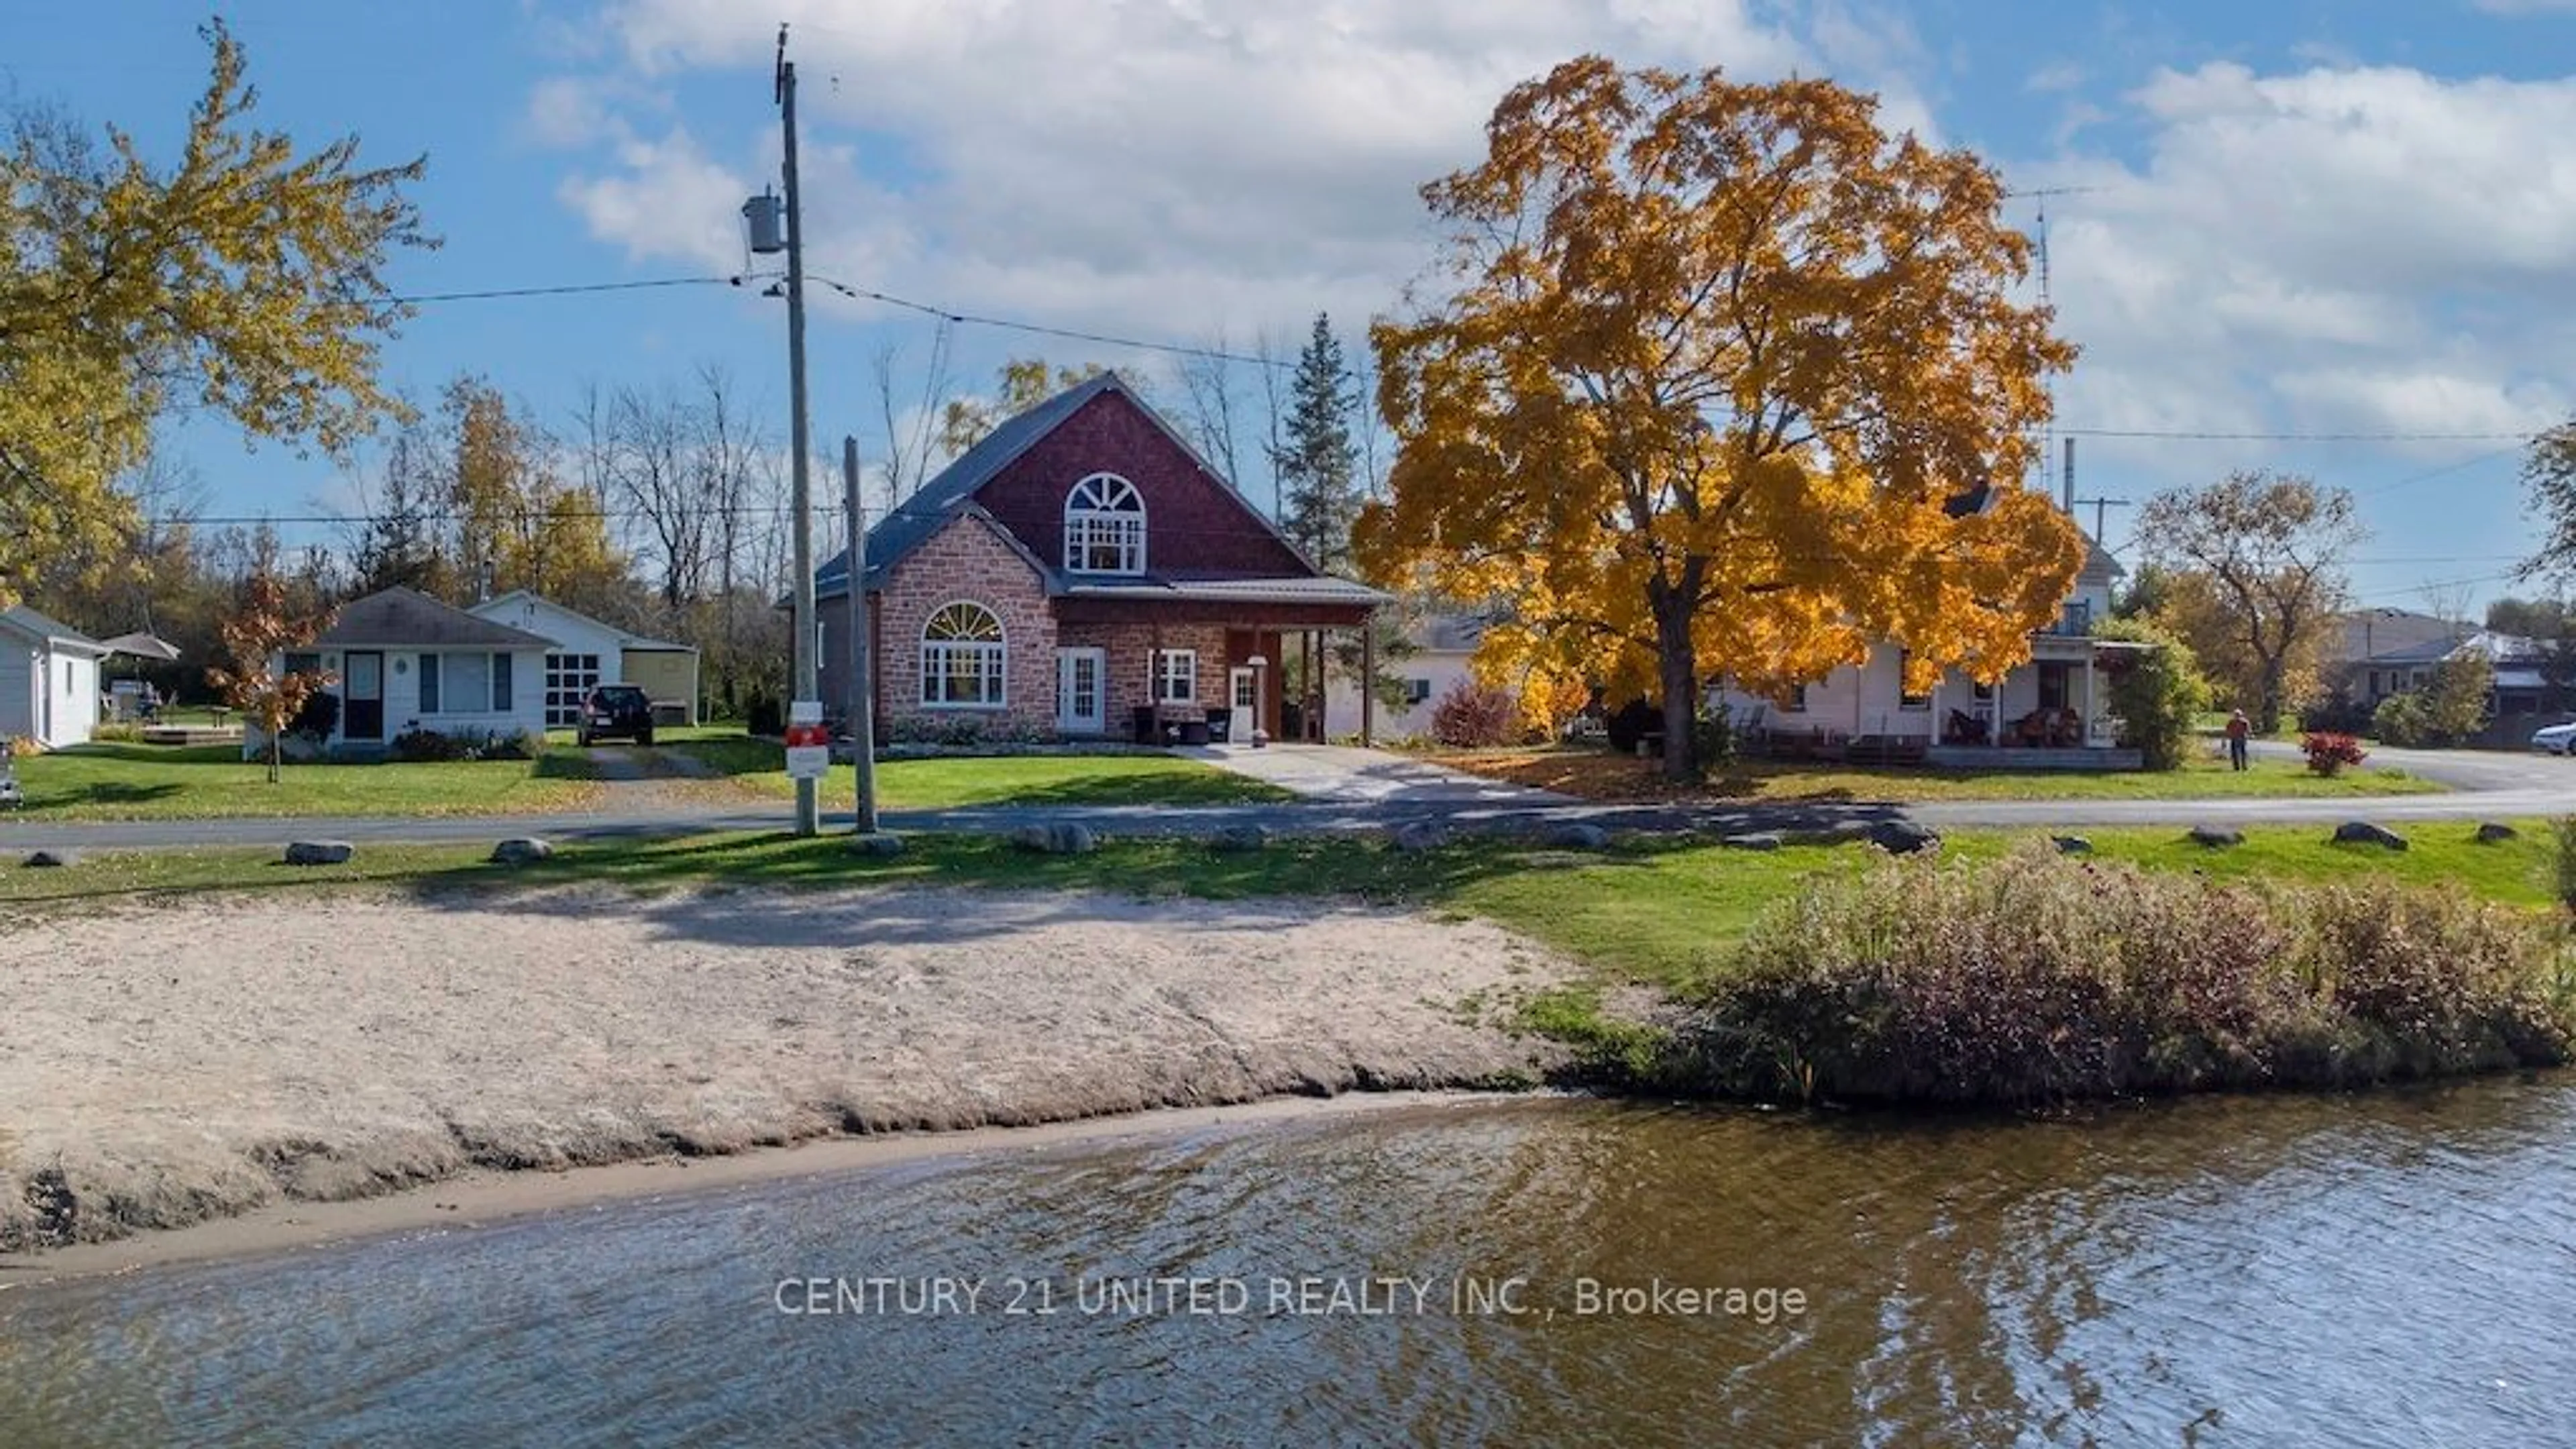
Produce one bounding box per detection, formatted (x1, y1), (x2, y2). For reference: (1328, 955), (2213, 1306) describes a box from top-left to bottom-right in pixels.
(7, 820), (2568, 1108)
(9, 742), (603, 820)
(657, 737), (1297, 809)
(1438, 746), (2443, 802)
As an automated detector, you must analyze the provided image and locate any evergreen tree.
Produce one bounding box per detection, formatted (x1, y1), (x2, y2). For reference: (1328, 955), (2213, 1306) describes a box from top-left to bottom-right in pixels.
(1272, 313), (1363, 572)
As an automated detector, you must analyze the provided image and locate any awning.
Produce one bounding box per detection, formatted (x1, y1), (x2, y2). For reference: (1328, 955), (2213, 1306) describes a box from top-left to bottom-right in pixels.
(101, 631), (182, 661)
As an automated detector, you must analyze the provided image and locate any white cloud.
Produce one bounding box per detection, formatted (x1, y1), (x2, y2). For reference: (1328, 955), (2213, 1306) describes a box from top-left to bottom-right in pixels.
(536, 1), (2576, 520)
(2028, 60), (2576, 483)
(544, 0), (1812, 335)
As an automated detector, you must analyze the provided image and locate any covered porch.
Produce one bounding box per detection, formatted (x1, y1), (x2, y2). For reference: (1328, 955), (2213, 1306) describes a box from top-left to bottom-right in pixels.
(1048, 578), (1385, 747)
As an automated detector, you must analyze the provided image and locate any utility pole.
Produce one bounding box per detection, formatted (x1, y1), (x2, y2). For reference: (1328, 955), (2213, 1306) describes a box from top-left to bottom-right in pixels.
(778, 24), (819, 836)
(844, 435), (879, 835)
(2073, 496), (2133, 545)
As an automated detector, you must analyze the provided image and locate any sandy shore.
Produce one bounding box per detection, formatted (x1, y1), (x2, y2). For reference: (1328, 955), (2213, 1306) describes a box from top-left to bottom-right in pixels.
(0, 885), (1570, 1260)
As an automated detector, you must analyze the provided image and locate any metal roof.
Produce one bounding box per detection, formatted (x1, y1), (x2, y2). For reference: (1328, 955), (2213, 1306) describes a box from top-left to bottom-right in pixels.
(1057, 576), (1389, 606)
(469, 590), (698, 653)
(816, 374), (1126, 600)
(314, 587), (556, 649)
(816, 371), (1338, 602)
(0, 604), (110, 654)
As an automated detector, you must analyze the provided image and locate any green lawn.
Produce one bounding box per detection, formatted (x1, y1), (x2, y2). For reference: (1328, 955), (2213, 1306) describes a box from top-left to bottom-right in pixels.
(658, 737), (1297, 808)
(9, 741), (604, 820)
(3, 820), (2551, 996)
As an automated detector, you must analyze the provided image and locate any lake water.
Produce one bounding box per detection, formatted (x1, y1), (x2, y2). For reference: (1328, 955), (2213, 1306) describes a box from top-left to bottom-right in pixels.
(5, 1080), (2574, 1446)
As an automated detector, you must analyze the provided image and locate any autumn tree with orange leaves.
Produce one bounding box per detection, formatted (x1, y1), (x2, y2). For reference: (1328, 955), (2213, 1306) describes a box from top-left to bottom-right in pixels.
(1361, 58), (2084, 779)
(206, 572), (336, 783)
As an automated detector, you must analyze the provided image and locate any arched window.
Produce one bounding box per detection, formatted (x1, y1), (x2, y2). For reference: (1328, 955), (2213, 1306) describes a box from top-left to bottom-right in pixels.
(920, 601), (1006, 708)
(1063, 472), (1146, 574)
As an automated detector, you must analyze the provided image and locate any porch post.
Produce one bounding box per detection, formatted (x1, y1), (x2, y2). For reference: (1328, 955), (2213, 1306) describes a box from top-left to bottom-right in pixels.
(2083, 653), (2098, 747)
(1359, 615), (1375, 748)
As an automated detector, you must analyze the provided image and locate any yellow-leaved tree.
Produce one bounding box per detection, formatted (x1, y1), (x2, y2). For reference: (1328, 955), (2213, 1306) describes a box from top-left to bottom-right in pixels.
(1360, 58), (2084, 778)
(0, 21), (431, 606)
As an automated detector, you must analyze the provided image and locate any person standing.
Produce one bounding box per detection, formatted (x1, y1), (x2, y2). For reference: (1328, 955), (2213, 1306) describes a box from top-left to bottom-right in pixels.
(2225, 708), (2251, 771)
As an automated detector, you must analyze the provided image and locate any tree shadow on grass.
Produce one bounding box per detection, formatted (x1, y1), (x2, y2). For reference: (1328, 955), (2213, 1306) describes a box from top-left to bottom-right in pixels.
(28, 782), (186, 811)
(383, 828), (1688, 950)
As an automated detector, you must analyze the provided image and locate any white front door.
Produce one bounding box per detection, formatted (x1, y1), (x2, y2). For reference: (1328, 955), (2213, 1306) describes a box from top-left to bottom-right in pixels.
(1056, 647), (1105, 735)
(1228, 666), (1257, 744)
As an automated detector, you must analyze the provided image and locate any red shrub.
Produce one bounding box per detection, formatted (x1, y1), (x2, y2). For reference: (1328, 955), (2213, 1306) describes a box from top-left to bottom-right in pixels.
(1430, 680), (1519, 748)
(2301, 731), (2368, 777)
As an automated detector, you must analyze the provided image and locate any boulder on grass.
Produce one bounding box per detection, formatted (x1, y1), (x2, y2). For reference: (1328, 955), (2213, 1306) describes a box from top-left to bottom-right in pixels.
(489, 837), (553, 866)
(1389, 821), (1452, 853)
(1543, 822), (1611, 851)
(1868, 820), (1941, 855)
(1010, 824), (1053, 853)
(2475, 822), (2520, 845)
(2188, 826), (2243, 849)
(1720, 832), (1782, 852)
(22, 849), (78, 868)
(284, 840), (355, 867)
(2332, 820), (2408, 851)
(2052, 835), (2094, 855)
(1047, 822), (1099, 855)
(1209, 824), (1271, 853)
(851, 832), (906, 858)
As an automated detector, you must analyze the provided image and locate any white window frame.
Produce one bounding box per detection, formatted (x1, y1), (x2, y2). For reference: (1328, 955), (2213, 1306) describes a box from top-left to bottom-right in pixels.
(1063, 472), (1146, 575)
(921, 601), (1008, 710)
(1152, 648), (1199, 704)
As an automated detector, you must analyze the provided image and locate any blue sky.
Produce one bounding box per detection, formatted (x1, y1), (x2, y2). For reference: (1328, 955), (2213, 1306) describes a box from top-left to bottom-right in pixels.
(5, 0), (2574, 613)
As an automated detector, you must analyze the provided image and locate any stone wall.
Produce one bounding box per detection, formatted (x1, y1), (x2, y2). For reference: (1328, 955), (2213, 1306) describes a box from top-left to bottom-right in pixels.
(1057, 619), (1232, 740)
(843, 515), (1057, 737)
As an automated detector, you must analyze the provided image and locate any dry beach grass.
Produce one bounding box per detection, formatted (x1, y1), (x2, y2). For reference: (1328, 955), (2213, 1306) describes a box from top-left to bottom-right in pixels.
(0, 885), (1571, 1253)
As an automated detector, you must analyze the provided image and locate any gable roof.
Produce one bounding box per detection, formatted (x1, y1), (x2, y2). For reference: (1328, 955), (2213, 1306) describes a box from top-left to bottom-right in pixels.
(816, 371), (1326, 600)
(0, 604), (111, 655)
(2336, 607), (2467, 664)
(314, 586), (556, 649)
(469, 590), (696, 653)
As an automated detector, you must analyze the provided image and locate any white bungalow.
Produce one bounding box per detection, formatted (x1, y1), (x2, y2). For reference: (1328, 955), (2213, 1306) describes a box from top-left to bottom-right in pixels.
(0, 604), (111, 748)
(1715, 532), (2142, 767)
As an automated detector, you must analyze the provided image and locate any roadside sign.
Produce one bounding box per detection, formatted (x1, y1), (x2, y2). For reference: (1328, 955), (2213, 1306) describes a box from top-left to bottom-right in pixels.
(784, 700), (830, 780)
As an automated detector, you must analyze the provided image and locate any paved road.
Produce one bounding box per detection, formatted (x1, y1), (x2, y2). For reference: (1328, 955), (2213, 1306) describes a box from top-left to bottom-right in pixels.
(5, 741), (2571, 852)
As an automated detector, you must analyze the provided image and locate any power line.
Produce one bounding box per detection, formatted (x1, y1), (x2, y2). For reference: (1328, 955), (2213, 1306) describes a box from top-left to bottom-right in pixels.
(808, 274), (1291, 370)
(390, 276), (743, 305)
(2059, 427), (2536, 443)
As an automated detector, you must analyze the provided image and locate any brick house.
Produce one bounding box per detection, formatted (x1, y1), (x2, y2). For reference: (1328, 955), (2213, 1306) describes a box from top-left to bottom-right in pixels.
(814, 372), (1387, 745)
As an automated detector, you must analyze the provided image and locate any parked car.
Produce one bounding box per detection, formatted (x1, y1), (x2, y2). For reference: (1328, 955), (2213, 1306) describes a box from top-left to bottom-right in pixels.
(2532, 720), (2576, 755)
(577, 684), (656, 747)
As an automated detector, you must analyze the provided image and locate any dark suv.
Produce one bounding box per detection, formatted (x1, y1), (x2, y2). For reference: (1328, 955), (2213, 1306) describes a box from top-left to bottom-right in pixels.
(578, 684), (656, 747)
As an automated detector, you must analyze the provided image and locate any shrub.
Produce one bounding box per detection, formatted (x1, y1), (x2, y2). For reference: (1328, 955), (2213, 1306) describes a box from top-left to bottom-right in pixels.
(882, 712), (1049, 747)
(1430, 679), (1519, 748)
(91, 722), (145, 743)
(390, 726), (468, 762)
(2096, 617), (2208, 770)
(1604, 696), (1661, 753)
(2555, 816), (2576, 916)
(2299, 696), (2373, 735)
(1666, 844), (2574, 1106)
(2371, 692), (2434, 747)
(288, 690), (339, 743)
(1693, 702), (1734, 772)
(2302, 731), (2369, 775)
(745, 692), (785, 737)
(477, 729), (543, 761)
